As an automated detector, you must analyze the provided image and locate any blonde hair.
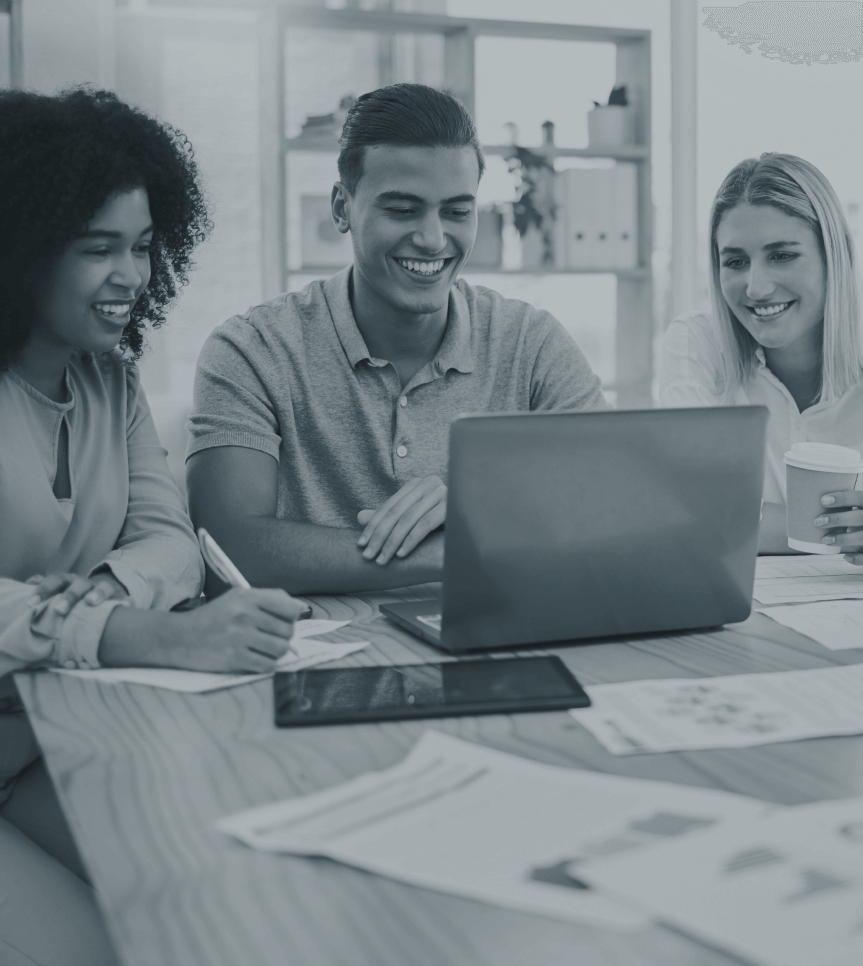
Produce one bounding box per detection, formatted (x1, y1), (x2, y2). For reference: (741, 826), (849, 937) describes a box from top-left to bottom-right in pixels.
(709, 153), (862, 402)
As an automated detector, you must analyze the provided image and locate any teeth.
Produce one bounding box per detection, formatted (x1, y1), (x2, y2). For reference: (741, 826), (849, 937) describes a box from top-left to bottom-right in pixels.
(94, 303), (129, 316)
(397, 258), (446, 276)
(752, 302), (791, 317)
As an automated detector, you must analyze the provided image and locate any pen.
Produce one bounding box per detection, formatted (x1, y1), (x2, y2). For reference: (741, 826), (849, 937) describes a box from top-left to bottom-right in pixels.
(197, 528), (313, 620)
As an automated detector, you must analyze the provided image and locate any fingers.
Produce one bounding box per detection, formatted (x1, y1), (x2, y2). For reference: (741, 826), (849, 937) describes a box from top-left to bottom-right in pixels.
(844, 550), (863, 566)
(821, 529), (863, 549)
(815, 509), (863, 530)
(84, 577), (123, 607)
(358, 477), (446, 563)
(377, 491), (447, 565)
(820, 491), (863, 508)
(25, 573), (75, 606)
(236, 587), (305, 623)
(356, 509), (374, 526)
(357, 478), (425, 551)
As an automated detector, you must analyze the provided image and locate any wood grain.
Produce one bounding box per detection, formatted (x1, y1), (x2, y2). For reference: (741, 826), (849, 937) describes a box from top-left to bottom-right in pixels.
(16, 588), (863, 966)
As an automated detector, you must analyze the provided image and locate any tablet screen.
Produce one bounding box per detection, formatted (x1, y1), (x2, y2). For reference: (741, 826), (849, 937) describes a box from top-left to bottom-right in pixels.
(274, 656), (589, 726)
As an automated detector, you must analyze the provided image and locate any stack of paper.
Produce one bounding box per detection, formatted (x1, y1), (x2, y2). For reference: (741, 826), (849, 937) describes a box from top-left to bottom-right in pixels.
(217, 730), (768, 931)
(570, 663), (863, 754)
(753, 555), (863, 605)
(754, 556), (863, 651)
(579, 796), (863, 966)
(52, 619), (369, 693)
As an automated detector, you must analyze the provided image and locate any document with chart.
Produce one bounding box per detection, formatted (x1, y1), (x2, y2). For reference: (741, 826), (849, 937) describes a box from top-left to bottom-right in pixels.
(579, 796), (863, 966)
(760, 599), (863, 650)
(217, 730), (767, 931)
(570, 664), (863, 754)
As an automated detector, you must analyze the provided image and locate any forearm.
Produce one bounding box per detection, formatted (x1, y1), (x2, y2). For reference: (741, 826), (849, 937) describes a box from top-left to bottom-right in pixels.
(758, 501), (801, 555)
(97, 607), (176, 668)
(213, 515), (444, 595)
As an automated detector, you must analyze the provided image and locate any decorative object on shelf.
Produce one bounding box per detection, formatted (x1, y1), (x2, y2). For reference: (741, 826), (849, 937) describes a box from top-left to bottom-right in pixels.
(505, 123), (558, 270)
(587, 85), (635, 149)
(301, 195), (353, 268)
(464, 206), (504, 271)
(296, 94), (355, 142)
(553, 164), (638, 271)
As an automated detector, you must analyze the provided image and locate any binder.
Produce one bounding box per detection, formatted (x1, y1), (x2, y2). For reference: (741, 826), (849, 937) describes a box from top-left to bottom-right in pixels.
(554, 166), (639, 271)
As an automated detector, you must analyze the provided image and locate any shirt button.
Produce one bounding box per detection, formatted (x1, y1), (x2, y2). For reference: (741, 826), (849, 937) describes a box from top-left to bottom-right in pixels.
(396, 445), (408, 458)
(63, 660), (76, 669)
(399, 396), (407, 407)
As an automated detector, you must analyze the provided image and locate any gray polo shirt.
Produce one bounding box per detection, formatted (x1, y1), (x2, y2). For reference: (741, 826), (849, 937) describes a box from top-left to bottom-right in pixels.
(188, 267), (609, 528)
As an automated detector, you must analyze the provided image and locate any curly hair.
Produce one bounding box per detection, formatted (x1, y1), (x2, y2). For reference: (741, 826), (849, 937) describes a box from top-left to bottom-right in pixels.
(0, 86), (212, 370)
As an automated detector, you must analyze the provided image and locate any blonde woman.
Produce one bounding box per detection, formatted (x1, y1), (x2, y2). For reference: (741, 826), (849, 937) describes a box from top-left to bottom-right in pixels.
(660, 153), (863, 557)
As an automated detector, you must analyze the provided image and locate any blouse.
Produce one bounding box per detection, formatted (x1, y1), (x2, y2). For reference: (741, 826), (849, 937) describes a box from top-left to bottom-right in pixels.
(0, 352), (204, 798)
(659, 312), (863, 505)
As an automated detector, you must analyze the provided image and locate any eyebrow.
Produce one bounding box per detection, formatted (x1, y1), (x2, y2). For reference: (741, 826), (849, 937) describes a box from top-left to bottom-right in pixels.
(77, 225), (155, 239)
(719, 241), (802, 255)
(376, 191), (476, 205)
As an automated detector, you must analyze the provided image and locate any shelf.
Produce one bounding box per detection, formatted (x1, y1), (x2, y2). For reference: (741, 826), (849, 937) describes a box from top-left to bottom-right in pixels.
(286, 138), (648, 162)
(280, 6), (650, 45)
(482, 144), (648, 161)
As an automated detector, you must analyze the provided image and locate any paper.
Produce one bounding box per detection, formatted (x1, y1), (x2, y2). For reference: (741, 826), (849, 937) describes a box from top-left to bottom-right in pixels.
(570, 663), (863, 754)
(217, 730), (767, 931)
(580, 797), (863, 966)
(291, 619), (352, 640)
(52, 624), (367, 693)
(753, 555), (863, 604)
(761, 600), (863, 650)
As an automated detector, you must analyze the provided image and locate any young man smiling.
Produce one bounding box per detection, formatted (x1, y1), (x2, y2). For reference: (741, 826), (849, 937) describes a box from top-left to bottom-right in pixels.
(187, 84), (608, 594)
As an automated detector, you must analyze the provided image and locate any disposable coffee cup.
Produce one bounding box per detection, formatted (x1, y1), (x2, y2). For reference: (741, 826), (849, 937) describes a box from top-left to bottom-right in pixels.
(784, 442), (863, 553)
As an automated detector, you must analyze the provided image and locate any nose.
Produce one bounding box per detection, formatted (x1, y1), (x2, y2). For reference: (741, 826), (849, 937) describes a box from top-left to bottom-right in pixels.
(745, 260), (777, 302)
(110, 251), (146, 294)
(411, 213), (446, 254)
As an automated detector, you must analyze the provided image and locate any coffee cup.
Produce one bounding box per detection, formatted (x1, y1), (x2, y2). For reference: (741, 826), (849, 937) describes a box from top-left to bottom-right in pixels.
(784, 442), (863, 553)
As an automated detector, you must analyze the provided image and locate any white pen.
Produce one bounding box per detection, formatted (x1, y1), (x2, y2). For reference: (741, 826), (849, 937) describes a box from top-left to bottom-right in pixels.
(197, 528), (312, 620)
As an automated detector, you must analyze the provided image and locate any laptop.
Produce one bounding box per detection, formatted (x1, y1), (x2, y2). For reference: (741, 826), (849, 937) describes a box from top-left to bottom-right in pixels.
(380, 406), (768, 653)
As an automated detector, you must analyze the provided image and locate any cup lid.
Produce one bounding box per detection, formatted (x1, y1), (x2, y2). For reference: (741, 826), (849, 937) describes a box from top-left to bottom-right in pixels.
(784, 441), (863, 473)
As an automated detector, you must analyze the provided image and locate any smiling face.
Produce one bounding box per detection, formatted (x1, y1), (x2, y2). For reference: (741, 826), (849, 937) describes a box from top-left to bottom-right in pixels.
(30, 186), (153, 360)
(716, 203), (826, 352)
(334, 144), (480, 320)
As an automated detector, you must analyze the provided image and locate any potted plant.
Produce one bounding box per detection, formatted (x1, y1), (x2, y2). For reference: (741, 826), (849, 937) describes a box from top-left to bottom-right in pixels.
(587, 85), (634, 149)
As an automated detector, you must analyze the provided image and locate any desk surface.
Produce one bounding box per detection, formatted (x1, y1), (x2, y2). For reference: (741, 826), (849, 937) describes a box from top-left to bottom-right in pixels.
(16, 587), (863, 966)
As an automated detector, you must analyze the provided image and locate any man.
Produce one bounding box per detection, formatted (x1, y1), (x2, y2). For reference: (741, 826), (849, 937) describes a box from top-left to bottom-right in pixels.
(187, 83), (609, 595)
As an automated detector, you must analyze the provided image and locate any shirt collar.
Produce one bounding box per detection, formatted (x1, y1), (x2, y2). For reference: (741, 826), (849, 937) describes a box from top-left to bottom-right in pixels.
(323, 266), (474, 374)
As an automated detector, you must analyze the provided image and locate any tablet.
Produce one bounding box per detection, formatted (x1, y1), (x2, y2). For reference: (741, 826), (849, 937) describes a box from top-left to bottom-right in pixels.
(274, 656), (590, 727)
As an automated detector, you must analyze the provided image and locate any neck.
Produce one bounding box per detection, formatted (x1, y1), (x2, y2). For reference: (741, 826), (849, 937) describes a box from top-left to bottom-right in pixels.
(12, 335), (74, 402)
(762, 322), (823, 410)
(349, 269), (449, 366)
(762, 322), (823, 383)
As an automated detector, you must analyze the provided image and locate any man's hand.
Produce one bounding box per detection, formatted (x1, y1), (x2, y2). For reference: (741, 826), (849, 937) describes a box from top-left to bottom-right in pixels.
(26, 572), (129, 614)
(816, 490), (863, 564)
(357, 476), (446, 565)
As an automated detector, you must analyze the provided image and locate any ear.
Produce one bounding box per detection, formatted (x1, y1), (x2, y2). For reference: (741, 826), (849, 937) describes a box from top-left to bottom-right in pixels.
(331, 182), (351, 235)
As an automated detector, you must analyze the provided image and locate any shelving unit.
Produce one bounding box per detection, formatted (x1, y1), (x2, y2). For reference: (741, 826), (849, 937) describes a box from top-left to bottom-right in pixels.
(275, 6), (653, 407)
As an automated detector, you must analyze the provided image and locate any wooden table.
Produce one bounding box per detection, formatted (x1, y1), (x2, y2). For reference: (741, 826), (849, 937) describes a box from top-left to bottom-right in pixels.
(16, 586), (863, 966)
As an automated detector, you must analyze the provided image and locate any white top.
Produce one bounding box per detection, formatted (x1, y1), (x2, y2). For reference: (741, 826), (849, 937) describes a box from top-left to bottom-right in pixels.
(659, 312), (863, 505)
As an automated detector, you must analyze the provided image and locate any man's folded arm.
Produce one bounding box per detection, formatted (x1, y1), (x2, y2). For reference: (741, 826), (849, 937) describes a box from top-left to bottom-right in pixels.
(186, 446), (443, 596)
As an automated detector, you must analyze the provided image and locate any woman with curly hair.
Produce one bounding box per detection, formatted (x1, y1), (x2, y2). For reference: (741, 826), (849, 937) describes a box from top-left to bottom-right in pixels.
(660, 153), (863, 556)
(0, 87), (301, 965)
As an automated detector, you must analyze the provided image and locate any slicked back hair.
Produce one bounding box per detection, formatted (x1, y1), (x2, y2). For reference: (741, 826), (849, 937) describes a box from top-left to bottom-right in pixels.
(709, 152), (862, 403)
(337, 83), (485, 195)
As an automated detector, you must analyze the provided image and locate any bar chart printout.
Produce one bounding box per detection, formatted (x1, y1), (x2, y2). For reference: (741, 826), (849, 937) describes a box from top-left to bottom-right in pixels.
(579, 796), (863, 966)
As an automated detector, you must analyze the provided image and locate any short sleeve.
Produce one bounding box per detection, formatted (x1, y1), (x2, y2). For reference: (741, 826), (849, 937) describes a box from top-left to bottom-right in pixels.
(187, 321), (283, 461)
(527, 312), (611, 413)
(659, 314), (724, 408)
